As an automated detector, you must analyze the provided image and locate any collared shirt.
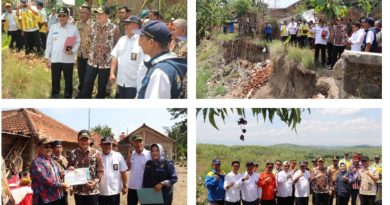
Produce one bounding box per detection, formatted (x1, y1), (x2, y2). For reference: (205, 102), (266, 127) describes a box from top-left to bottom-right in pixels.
(2, 12), (19, 31)
(75, 19), (93, 58)
(127, 149), (151, 189)
(10, 155), (23, 174)
(45, 23), (80, 63)
(293, 170), (310, 197)
(280, 25), (288, 37)
(365, 28), (375, 45)
(348, 29), (365, 51)
(332, 25), (347, 46)
(241, 172), (261, 202)
(258, 171), (276, 200)
(68, 147), (104, 195)
(88, 21), (120, 68)
(312, 25), (329, 45)
(37, 8), (47, 33)
(358, 167), (378, 195)
(327, 165), (339, 190)
(311, 166), (329, 193)
(100, 151), (128, 196)
(287, 22), (298, 35)
(276, 170), (293, 197)
(205, 169), (226, 202)
(19, 7), (39, 32)
(30, 154), (63, 205)
(223, 171), (242, 202)
(52, 154), (68, 170)
(111, 34), (147, 88)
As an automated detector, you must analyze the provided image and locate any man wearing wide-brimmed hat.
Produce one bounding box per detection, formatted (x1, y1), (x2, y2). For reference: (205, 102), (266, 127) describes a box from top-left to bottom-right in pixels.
(2, 2), (23, 52)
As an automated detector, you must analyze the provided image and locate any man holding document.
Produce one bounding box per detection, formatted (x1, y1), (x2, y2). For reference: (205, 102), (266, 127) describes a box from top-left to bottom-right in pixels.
(99, 137), (128, 205)
(67, 130), (104, 205)
(45, 7), (80, 98)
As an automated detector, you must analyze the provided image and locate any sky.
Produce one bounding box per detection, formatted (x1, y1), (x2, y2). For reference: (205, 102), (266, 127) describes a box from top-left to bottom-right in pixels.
(197, 108), (382, 146)
(262, 0), (301, 9)
(35, 108), (181, 140)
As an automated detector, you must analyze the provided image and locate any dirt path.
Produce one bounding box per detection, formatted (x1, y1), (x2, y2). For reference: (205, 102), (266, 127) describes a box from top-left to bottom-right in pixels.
(68, 165), (187, 205)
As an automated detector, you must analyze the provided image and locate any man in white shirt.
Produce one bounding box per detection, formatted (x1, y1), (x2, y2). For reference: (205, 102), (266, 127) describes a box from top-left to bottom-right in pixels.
(99, 137), (128, 205)
(241, 161), (261, 205)
(287, 18), (298, 46)
(312, 19), (329, 67)
(276, 161), (293, 205)
(2, 3), (23, 51)
(126, 135), (151, 205)
(45, 7), (80, 98)
(293, 162), (310, 205)
(110, 16), (147, 98)
(224, 161), (242, 205)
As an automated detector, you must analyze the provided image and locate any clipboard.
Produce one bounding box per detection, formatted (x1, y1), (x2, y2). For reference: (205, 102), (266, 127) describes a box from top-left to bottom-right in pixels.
(136, 188), (164, 204)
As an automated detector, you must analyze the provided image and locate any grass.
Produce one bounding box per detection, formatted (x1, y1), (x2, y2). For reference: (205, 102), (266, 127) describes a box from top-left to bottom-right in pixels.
(286, 46), (315, 70)
(214, 33), (237, 41)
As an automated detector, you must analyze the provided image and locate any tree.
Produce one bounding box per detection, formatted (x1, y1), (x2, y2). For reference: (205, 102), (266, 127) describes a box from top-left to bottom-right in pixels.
(232, 0), (252, 17)
(166, 109), (187, 158)
(196, 108), (309, 131)
(310, 0), (348, 18)
(92, 124), (114, 138)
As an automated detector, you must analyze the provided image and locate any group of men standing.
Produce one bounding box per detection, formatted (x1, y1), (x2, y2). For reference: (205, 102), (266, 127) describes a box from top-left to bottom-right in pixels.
(205, 153), (382, 205)
(2, 2), (188, 99)
(24, 130), (177, 205)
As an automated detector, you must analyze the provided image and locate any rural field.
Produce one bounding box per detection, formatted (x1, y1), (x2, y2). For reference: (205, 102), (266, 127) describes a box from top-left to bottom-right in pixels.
(196, 143), (381, 205)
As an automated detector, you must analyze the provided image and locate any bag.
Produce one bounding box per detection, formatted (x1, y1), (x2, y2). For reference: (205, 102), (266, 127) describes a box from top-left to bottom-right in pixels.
(321, 30), (328, 37)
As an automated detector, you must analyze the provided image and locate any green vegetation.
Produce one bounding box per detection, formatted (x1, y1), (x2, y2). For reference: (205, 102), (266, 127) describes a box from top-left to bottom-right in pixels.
(197, 143), (381, 204)
(165, 109), (188, 158)
(286, 46), (315, 70)
(92, 124), (115, 138)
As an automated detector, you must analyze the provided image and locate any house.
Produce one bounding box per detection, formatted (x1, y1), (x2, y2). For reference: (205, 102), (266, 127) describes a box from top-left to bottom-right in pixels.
(2, 108), (101, 173)
(119, 123), (177, 161)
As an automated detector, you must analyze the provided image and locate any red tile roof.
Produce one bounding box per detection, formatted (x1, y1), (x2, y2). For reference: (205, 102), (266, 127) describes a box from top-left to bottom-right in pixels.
(119, 123), (176, 143)
(3, 109), (78, 143)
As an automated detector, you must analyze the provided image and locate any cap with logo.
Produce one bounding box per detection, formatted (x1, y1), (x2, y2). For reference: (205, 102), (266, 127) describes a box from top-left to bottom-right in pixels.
(58, 7), (69, 15)
(212, 159), (221, 165)
(101, 137), (113, 144)
(131, 135), (143, 142)
(318, 157), (324, 162)
(246, 161), (254, 167)
(78, 129), (91, 139)
(362, 17), (375, 26)
(80, 2), (90, 10)
(36, 136), (54, 146)
(133, 20), (172, 44)
(299, 161), (306, 166)
(332, 156), (339, 161)
(5, 3), (12, 7)
(94, 6), (110, 15)
(122, 16), (141, 27)
(51, 140), (62, 147)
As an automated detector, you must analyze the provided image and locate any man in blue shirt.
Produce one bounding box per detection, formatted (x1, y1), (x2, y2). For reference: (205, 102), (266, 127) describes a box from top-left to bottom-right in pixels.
(204, 159), (226, 205)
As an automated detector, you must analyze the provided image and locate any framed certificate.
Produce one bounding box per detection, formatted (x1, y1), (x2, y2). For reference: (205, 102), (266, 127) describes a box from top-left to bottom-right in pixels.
(64, 168), (89, 186)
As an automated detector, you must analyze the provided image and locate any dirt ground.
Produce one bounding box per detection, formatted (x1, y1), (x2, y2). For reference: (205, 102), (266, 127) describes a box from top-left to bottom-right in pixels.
(68, 165), (187, 205)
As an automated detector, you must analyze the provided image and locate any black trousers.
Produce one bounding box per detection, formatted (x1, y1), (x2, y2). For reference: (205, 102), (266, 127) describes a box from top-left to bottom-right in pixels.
(300, 35), (307, 48)
(290, 34), (297, 45)
(24, 30), (42, 54)
(40, 32), (47, 51)
(81, 65), (110, 99)
(350, 189), (359, 205)
(118, 86), (137, 99)
(7, 30), (23, 50)
(98, 194), (120, 205)
(295, 197), (309, 205)
(127, 188), (139, 205)
(225, 201), (240, 205)
(242, 199), (259, 205)
(277, 196), (293, 205)
(336, 195), (350, 205)
(331, 46), (345, 67)
(261, 199), (276, 205)
(329, 192), (334, 205)
(51, 63), (74, 98)
(314, 193), (329, 205)
(359, 194), (375, 205)
(76, 57), (88, 96)
(315, 44), (327, 66)
(74, 194), (99, 205)
(266, 33), (272, 42)
(60, 191), (68, 205)
(327, 42), (333, 65)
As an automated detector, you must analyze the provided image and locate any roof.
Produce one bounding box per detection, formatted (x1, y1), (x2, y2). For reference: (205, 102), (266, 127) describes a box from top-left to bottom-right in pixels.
(2, 108), (79, 143)
(264, 0), (300, 9)
(119, 123), (176, 144)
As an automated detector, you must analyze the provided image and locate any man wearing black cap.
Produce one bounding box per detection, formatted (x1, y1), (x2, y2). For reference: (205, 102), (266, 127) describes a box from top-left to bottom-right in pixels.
(135, 21), (187, 99)
(109, 16), (146, 99)
(45, 7), (80, 98)
(16, 0), (42, 55)
(67, 130), (104, 205)
(52, 140), (69, 205)
(74, 3), (93, 98)
(358, 156), (378, 205)
(241, 161), (260, 205)
(362, 17), (380, 53)
(125, 135), (151, 205)
(99, 137), (128, 205)
(81, 6), (120, 99)
(205, 159), (226, 205)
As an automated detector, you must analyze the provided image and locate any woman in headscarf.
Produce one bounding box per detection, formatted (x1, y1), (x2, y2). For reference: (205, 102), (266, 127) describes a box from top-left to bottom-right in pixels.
(142, 143), (178, 205)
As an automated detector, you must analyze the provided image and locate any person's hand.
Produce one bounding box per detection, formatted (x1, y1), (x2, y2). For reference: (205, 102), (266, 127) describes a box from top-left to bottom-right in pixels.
(109, 73), (116, 84)
(67, 166), (75, 171)
(122, 185), (127, 195)
(86, 180), (96, 190)
(61, 182), (70, 189)
(228, 182), (234, 188)
(242, 175), (249, 181)
(46, 59), (51, 68)
(64, 50), (73, 55)
(329, 189), (333, 196)
(214, 174), (220, 181)
(265, 176), (271, 183)
(154, 182), (163, 192)
(69, 188), (74, 196)
(343, 176), (349, 181)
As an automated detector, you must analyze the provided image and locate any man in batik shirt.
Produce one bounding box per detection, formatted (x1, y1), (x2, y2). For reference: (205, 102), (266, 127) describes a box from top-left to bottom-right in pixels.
(68, 130), (104, 205)
(358, 156), (379, 205)
(310, 157), (330, 205)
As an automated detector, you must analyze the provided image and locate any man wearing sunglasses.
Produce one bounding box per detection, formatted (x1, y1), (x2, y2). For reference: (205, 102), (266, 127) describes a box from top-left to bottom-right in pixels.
(30, 137), (69, 205)
(134, 20), (187, 99)
(45, 7), (80, 98)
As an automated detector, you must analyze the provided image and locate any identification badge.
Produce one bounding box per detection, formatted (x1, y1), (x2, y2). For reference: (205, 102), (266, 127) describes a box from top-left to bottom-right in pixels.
(113, 164), (118, 171)
(131, 52), (137, 60)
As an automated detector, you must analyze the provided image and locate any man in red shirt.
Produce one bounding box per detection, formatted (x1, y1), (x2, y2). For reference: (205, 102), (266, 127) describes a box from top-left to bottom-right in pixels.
(258, 162), (276, 205)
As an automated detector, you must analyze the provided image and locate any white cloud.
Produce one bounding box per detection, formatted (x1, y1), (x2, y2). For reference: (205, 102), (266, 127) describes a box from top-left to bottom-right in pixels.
(317, 108), (362, 116)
